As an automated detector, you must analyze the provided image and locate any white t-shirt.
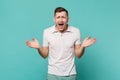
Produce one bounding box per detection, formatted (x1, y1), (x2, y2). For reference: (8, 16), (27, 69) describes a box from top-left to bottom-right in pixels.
(43, 25), (81, 76)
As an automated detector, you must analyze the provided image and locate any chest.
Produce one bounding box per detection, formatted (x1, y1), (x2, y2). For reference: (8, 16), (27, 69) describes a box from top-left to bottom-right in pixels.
(47, 32), (76, 48)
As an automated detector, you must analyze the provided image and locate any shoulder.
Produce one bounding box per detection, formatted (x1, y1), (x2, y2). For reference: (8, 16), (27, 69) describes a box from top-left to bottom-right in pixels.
(44, 26), (54, 32)
(44, 25), (55, 34)
(69, 26), (80, 33)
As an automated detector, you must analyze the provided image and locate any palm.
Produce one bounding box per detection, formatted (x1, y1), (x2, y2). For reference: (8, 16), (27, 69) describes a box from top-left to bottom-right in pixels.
(26, 38), (40, 49)
(82, 36), (96, 47)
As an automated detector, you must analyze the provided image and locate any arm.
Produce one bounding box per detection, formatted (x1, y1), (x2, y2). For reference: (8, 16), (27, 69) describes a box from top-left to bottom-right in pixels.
(75, 44), (85, 58)
(37, 47), (49, 58)
(26, 38), (49, 58)
(75, 36), (96, 58)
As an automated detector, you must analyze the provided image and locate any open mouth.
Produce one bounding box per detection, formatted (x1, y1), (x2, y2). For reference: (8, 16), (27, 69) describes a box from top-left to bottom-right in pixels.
(58, 23), (64, 26)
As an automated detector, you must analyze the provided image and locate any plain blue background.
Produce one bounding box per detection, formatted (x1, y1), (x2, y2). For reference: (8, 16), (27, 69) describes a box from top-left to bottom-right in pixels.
(0, 0), (120, 80)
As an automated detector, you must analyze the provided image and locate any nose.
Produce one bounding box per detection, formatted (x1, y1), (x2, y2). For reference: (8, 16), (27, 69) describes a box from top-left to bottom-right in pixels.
(59, 17), (63, 21)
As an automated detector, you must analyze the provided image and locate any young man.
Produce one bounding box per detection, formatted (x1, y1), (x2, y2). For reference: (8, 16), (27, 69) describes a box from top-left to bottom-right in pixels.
(26, 7), (96, 80)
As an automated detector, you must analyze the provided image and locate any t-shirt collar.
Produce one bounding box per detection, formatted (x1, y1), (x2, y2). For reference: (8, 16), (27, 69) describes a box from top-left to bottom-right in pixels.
(52, 25), (72, 33)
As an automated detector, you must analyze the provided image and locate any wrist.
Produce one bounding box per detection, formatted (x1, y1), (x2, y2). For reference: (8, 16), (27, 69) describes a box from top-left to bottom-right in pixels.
(36, 47), (41, 50)
(81, 45), (86, 48)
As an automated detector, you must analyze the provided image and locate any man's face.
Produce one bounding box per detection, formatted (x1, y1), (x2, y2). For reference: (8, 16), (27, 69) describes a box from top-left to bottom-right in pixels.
(54, 11), (69, 32)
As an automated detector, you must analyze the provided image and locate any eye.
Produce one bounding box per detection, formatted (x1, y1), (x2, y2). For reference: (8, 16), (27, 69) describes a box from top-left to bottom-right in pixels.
(56, 16), (60, 18)
(62, 16), (67, 19)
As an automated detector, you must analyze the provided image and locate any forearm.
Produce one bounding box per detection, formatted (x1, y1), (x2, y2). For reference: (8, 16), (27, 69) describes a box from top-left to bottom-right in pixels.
(37, 47), (48, 58)
(75, 46), (85, 58)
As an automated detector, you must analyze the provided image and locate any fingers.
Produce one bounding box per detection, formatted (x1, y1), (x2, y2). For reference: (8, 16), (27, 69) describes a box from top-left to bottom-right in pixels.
(87, 36), (91, 39)
(91, 38), (96, 43)
(92, 38), (96, 41)
(32, 38), (37, 42)
(26, 38), (37, 44)
(86, 36), (91, 40)
(83, 36), (96, 43)
(32, 37), (35, 41)
(83, 36), (91, 42)
(87, 38), (96, 46)
(85, 36), (96, 41)
(26, 40), (34, 48)
(26, 40), (31, 46)
(82, 36), (96, 47)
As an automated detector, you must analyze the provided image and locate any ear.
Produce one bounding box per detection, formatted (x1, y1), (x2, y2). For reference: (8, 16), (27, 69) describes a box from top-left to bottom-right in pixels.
(53, 17), (55, 22)
(67, 17), (70, 22)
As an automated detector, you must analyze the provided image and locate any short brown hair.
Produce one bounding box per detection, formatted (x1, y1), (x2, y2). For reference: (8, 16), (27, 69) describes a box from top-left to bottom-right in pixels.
(54, 7), (68, 16)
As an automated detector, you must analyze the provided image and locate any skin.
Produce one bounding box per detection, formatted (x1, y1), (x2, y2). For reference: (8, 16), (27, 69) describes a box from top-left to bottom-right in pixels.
(54, 11), (69, 33)
(26, 11), (96, 58)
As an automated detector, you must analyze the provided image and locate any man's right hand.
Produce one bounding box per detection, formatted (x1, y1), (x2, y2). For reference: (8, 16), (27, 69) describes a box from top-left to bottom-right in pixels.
(26, 38), (40, 49)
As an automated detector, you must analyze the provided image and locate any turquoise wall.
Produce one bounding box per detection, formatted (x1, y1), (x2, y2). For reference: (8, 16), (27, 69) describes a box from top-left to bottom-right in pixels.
(0, 0), (120, 80)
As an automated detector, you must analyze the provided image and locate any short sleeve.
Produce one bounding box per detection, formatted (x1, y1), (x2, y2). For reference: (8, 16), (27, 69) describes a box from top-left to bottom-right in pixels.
(75, 29), (81, 45)
(43, 30), (49, 47)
